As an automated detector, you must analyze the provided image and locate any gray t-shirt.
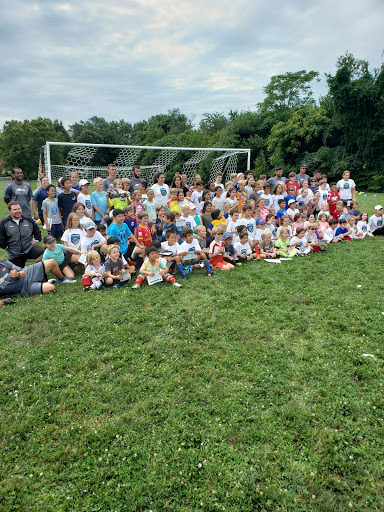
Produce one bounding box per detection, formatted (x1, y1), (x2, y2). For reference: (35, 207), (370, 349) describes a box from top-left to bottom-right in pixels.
(42, 198), (62, 225)
(266, 176), (288, 187)
(3, 181), (32, 216)
(103, 177), (114, 192)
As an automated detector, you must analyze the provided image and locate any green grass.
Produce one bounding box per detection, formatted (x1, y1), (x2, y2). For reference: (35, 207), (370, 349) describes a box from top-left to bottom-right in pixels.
(1, 186), (384, 511)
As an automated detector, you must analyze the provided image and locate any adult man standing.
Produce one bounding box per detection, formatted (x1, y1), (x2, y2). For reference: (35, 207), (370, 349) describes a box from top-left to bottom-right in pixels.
(103, 164), (117, 192)
(0, 202), (44, 267)
(296, 163), (311, 184)
(129, 165), (146, 195)
(3, 168), (33, 217)
(266, 167), (288, 187)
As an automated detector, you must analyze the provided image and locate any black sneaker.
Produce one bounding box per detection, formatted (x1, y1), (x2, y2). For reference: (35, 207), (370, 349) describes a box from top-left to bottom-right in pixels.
(84, 286), (92, 292)
(2, 298), (15, 305)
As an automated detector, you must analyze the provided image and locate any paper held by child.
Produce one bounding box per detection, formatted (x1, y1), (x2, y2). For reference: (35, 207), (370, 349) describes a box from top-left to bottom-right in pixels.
(147, 272), (163, 285)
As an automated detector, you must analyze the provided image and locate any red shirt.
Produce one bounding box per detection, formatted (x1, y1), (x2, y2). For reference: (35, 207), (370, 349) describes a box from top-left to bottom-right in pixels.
(333, 209), (341, 221)
(137, 224), (152, 247)
(287, 181), (300, 193)
(327, 191), (340, 214)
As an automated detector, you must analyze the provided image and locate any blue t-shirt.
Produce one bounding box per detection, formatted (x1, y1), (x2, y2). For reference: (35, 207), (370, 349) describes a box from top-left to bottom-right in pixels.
(107, 223), (132, 255)
(124, 217), (138, 234)
(284, 195), (296, 210)
(162, 223), (178, 241)
(58, 192), (77, 225)
(91, 191), (108, 222)
(276, 209), (286, 220)
(42, 244), (66, 265)
(335, 227), (348, 237)
(32, 188), (49, 215)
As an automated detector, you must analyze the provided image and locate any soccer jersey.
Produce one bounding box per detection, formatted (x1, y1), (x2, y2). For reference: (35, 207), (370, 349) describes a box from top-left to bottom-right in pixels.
(62, 228), (84, 250)
(42, 198), (62, 226)
(209, 240), (224, 265)
(241, 217), (257, 240)
(161, 241), (179, 257)
(337, 179), (355, 201)
(136, 224), (152, 247)
(260, 193), (273, 209)
(77, 193), (93, 217)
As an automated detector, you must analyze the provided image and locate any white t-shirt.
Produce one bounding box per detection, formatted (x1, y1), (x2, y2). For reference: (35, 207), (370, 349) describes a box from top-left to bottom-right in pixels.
(368, 214), (384, 233)
(242, 218), (257, 240)
(272, 194), (285, 211)
(161, 241), (179, 257)
(226, 220), (239, 233)
(78, 233), (107, 264)
(62, 228), (84, 250)
(318, 188), (330, 208)
(180, 215), (196, 230)
(212, 196), (225, 214)
(260, 193), (273, 209)
(286, 207), (299, 220)
(356, 220), (370, 234)
(150, 183), (170, 206)
(254, 227), (264, 241)
(265, 223), (277, 238)
(296, 194), (309, 208)
(191, 190), (204, 214)
(224, 197), (237, 211)
(77, 193), (93, 217)
(234, 241), (252, 256)
(337, 179), (355, 201)
(290, 235), (308, 253)
(323, 227), (336, 242)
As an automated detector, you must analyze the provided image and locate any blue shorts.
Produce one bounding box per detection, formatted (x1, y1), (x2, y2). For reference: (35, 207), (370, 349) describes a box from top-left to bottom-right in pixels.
(49, 223), (64, 239)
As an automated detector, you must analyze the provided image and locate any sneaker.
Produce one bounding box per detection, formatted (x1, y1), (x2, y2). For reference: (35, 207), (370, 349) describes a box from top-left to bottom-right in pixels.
(59, 277), (77, 284)
(172, 282), (182, 287)
(131, 284), (140, 290)
(182, 275), (188, 280)
(184, 265), (192, 274)
(2, 298), (15, 305)
(206, 272), (218, 278)
(84, 286), (91, 292)
(47, 279), (56, 284)
(114, 283), (121, 289)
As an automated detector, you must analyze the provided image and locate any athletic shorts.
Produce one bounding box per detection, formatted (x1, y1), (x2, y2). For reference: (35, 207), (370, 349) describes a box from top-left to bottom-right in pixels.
(58, 250), (72, 271)
(49, 223), (64, 239)
(20, 262), (46, 297)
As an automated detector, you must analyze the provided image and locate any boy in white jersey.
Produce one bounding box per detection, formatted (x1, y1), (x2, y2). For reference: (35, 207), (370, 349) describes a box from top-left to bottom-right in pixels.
(77, 179), (93, 219)
(260, 183), (273, 209)
(233, 231), (256, 260)
(177, 227), (215, 276)
(160, 229), (187, 279)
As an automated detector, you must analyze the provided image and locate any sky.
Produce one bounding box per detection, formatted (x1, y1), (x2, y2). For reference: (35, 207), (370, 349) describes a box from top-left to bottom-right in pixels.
(1, 0), (383, 130)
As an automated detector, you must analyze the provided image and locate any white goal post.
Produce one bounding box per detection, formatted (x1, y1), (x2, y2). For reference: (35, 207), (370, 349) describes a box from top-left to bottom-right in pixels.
(40, 142), (251, 187)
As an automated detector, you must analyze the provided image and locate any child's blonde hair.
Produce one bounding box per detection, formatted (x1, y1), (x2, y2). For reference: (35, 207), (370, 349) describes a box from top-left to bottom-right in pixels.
(93, 176), (103, 185)
(113, 178), (123, 188)
(195, 225), (206, 235)
(212, 225), (225, 236)
(106, 244), (120, 254)
(181, 204), (190, 212)
(262, 229), (272, 239)
(278, 227), (290, 239)
(122, 177), (130, 186)
(87, 250), (99, 264)
(65, 212), (83, 230)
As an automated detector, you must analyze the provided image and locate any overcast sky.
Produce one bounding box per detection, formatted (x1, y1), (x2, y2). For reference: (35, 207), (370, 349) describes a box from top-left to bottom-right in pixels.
(1, 0), (383, 130)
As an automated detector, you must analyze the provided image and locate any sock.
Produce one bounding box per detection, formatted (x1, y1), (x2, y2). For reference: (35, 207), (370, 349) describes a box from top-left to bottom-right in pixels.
(204, 260), (212, 272)
(90, 283), (97, 289)
(177, 263), (186, 276)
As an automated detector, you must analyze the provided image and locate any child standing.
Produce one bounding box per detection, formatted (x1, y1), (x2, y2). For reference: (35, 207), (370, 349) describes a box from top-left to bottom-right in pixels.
(77, 179), (93, 219)
(42, 184), (63, 242)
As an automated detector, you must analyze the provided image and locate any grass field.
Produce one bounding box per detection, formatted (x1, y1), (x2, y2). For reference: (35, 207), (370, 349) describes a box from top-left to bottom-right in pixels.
(1, 184), (384, 511)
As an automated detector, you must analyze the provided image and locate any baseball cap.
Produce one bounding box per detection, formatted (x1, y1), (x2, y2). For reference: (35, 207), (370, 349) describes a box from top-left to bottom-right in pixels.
(79, 179), (90, 186)
(300, 163), (308, 168)
(375, 205), (383, 210)
(44, 235), (56, 244)
(222, 232), (233, 240)
(288, 199), (296, 205)
(256, 218), (266, 225)
(83, 220), (96, 230)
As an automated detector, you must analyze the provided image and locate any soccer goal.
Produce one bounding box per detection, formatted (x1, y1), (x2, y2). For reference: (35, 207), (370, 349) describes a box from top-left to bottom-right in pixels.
(40, 142), (251, 187)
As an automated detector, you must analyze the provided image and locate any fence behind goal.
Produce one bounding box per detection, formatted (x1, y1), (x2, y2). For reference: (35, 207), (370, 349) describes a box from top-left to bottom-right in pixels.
(40, 142), (251, 187)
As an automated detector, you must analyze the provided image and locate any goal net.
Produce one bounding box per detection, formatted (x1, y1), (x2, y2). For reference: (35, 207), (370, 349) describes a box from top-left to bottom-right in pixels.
(40, 142), (251, 188)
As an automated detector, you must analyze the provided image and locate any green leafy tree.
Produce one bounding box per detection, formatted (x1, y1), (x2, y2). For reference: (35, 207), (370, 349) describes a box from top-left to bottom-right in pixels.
(199, 112), (229, 136)
(0, 118), (66, 178)
(258, 70), (320, 114)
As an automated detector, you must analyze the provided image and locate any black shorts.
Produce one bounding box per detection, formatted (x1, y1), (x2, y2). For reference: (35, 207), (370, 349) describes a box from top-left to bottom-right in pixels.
(10, 245), (45, 268)
(58, 250), (73, 271)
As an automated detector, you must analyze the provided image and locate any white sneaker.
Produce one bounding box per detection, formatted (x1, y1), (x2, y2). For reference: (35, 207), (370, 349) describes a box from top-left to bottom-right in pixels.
(59, 277), (77, 284)
(172, 282), (182, 287)
(47, 279), (56, 284)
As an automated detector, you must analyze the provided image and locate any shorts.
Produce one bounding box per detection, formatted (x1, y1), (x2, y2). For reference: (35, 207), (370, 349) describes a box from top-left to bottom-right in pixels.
(10, 245), (45, 268)
(20, 262), (46, 297)
(58, 250), (72, 271)
(183, 257), (198, 266)
(49, 223), (64, 239)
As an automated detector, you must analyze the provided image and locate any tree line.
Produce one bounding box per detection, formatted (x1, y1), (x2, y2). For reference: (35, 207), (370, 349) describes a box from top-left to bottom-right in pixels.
(0, 53), (383, 189)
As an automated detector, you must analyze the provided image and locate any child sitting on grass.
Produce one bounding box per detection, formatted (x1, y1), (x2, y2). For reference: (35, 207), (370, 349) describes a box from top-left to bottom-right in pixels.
(132, 245), (182, 289)
(259, 229), (278, 259)
(42, 235), (82, 283)
(104, 244), (131, 288)
(208, 226), (235, 271)
(177, 227), (215, 276)
(82, 250), (105, 291)
(160, 229), (187, 279)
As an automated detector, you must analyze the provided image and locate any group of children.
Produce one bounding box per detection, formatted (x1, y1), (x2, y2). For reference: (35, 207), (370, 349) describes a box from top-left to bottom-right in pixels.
(36, 168), (381, 290)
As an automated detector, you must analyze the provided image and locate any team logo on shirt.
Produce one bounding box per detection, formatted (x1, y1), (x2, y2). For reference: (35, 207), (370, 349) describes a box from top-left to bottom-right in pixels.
(160, 188), (167, 196)
(118, 230), (125, 243)
(186, 222), (192, 228)
(265, 199), (270, 206)
(85, 200), (92, 209)
(378, 220), (383, 227)
(323, 194), (327, 200)
(362, 226), (367, 232)
(90, 239), (100, 247)
(71, 234), (80, 245)
(344, 183), (350, 189)
(188, 246), (196, 252)
(247, 224), (254, 233)
(52, 207), (58, 215)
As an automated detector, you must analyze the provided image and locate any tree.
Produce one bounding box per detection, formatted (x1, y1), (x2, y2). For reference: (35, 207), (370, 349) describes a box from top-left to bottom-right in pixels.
(0, 118), (66, 178)
(199, 112), (229, 136)
(258, 70), (320, 114)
